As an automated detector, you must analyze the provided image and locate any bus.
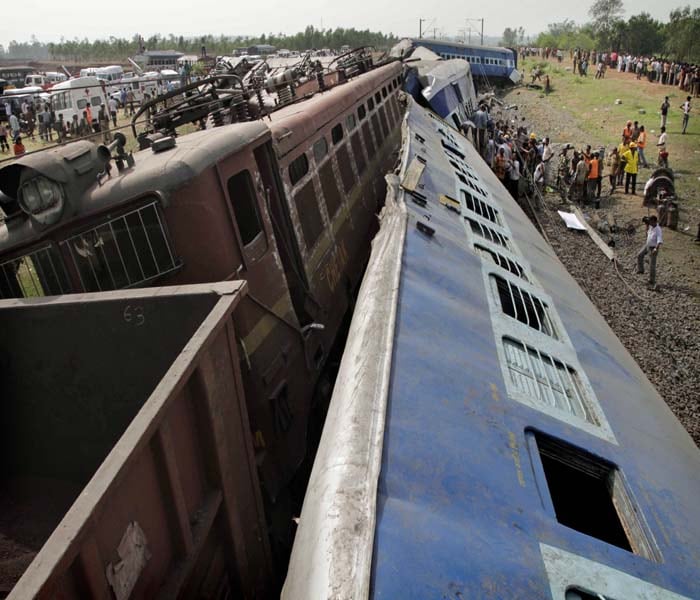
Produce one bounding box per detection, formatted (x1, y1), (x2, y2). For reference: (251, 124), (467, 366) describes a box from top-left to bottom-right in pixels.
(0, 66), (36, 88)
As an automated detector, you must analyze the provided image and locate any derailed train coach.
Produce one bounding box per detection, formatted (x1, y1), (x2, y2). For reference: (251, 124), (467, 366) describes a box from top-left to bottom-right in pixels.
(0, 51), (405, 596)
(283, 98), (700, 598)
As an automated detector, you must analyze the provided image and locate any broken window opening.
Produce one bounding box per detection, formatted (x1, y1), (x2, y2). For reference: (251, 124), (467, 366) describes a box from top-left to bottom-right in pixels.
(531, 431), (660, 562)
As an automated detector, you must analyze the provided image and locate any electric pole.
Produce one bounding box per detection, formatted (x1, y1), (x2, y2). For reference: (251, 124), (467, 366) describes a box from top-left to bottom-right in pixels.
(419, 19), (426, 38)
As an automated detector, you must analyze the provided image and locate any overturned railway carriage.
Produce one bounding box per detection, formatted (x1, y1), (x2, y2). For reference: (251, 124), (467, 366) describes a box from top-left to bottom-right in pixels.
(0, 58), (404, 597)
(283, 99), (700, 598)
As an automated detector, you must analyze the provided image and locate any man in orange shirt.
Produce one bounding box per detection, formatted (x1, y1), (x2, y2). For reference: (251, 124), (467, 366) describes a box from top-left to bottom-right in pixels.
(622, 120), (633, 143)
(636, 125), (649, 168)
(586, 152), (599, 204)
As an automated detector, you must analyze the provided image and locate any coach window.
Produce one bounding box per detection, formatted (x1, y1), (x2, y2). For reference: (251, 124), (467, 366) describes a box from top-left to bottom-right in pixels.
(331, 124), (344, 145)
(361, 121), (376, 158)
(227, 170), (267, 260)
(313, 137), (328, 163)
(367, 97), (375, 111)
(382, 87), (387, 99)
(358, 104), (366, 121)
(345, 113), (356, 131)
(374, 91), (381, 105)
(294, 180), (325, 250)
(289, 152), (309, 186)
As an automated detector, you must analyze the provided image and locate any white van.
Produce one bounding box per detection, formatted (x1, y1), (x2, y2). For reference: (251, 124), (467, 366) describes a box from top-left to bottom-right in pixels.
(49, 76), (107, 123)
(24, 72), (68, 89)
(108, 71), (180, 106)
(95, 65), (125, 82)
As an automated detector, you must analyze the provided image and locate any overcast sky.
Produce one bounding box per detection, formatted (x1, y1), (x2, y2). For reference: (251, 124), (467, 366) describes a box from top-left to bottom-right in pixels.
(1, 0), (693, 49)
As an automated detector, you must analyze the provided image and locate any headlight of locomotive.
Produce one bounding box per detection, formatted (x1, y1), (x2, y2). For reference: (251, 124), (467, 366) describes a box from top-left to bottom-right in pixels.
(18, 176), (65, 226)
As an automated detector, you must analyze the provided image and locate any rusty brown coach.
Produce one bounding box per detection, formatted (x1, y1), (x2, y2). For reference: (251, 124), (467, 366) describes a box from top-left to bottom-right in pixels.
(0, 58), (404, 596)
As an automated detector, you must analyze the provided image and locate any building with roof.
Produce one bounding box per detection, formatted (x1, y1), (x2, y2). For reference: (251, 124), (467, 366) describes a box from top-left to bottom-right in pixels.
(133, 50), (185, 70)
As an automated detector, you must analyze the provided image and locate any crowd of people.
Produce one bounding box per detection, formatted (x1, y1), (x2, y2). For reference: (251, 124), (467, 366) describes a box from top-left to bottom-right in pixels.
(0, 92), (141, 157)
(465, 103), (554, 203)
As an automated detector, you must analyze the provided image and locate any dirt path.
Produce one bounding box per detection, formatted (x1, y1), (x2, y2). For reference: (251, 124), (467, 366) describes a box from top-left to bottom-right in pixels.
(494, 80), (700, 447)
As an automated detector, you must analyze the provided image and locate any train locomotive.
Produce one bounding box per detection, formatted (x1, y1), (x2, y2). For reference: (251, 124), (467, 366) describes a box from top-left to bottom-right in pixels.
(283, 98), (700, 599)
(0, 49), (404, 596)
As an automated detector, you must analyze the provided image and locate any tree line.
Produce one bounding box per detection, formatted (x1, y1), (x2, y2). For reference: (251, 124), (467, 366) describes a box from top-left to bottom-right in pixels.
(0, 27), (398, 63)
(501, 3), (699, 62)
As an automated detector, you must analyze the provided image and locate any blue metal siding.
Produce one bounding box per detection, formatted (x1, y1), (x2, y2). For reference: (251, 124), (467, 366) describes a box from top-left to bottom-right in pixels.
(370, 103), (700, 598)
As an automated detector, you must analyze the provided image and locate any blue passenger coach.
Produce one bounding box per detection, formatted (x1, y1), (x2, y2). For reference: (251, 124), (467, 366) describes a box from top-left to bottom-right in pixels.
(282, 98), (700, 599)
(411, 38), (520, 83)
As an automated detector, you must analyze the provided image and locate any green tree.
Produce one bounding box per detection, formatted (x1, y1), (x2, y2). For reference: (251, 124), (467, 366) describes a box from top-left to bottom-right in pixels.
(664, 6), (700, 62)
(501, 27), (518, 46)
(621, 13), (664, 55)
(589, 0), (625, 48)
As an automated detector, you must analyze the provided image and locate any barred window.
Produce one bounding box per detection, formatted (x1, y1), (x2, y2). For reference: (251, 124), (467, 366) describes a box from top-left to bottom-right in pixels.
(503, 337), (594, 424)
(474, 244), (526, 280)
(491, 274), (557, 338)
(61, 201), (180, 293)
(461, 190), (500, 224)
(0, 245), (70, 299)
(465, 217), (509, 249)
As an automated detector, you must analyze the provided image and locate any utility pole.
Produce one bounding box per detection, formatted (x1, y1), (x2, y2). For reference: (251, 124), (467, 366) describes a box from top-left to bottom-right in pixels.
(464, 18), (485, 46)
(419, 19), (426, 38)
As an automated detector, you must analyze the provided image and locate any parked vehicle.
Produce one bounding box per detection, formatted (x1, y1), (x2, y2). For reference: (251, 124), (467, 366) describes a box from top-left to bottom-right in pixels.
(48, 76), (107, 123)
(24, 72), (68, 90)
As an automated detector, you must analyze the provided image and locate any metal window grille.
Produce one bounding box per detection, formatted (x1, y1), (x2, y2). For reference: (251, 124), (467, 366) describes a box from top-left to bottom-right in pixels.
(503, 337), (594, 424)
(461, 190), (500, 224)
(491, 274), (557, 338)
(474, 244), (526, 280)
(465, 217), (509, 249)
(61, 201), (180, 293)
(0, 245), (69, 299)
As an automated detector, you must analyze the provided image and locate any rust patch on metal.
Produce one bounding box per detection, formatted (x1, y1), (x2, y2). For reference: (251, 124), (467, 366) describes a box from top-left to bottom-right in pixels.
(508, 432), (526, 487)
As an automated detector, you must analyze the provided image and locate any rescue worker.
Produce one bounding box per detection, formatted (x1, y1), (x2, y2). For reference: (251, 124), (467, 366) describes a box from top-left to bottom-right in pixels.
(622, 142), (640, 195)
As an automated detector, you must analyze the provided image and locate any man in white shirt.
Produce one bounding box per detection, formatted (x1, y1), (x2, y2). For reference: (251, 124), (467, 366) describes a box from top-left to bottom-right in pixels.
(108, 97), (118, 128)
(681, 96), (691, 134)
(656, 126), (668, 167)
(637, 215), (663, 286)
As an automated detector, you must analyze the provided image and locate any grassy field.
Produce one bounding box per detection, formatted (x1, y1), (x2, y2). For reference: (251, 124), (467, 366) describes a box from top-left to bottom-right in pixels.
(519, 56), (700, 212)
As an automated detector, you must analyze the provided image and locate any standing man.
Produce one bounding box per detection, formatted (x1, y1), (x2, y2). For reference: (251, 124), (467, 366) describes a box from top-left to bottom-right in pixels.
(126, 89), (135, 116)
(8, 112), (20, 141)
(473, 104), (488, 157)
(637, 215), (662, 287)
(622, 142), (640, 195)
(636, 125), (649, 168)
(108, 96), (118, 128)
(680, 96), (691, 134)
(656, 126), (668, 166)
(660, 96), (670, 128)
(586, 152), (599, 203)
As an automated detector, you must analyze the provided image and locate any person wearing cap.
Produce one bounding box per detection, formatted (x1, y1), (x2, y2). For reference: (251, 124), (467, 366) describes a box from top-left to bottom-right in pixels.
(622, 142), (640, 195)
(637, 215), (662, 287)
(617, 136), (630, 186)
